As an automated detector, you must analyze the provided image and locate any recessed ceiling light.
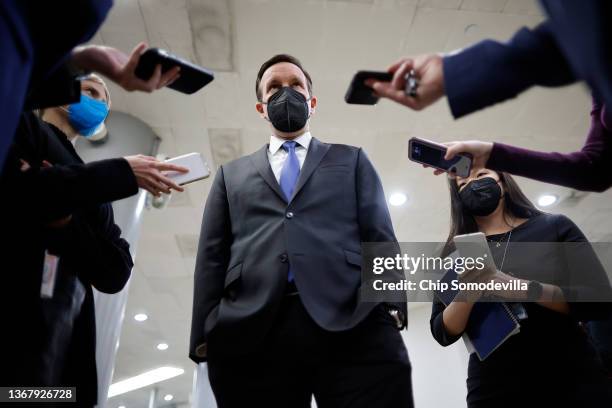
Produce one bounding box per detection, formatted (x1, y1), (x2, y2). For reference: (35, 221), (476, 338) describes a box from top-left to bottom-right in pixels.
(156, 343), (169, 351)
(389, 192), (407, 206)
(134, 313), (148, 322)
(118, 405), (126, 408)
(108, 367), (184, 398)
(164, 394), (174, 401)
(537, 194), (558, 207)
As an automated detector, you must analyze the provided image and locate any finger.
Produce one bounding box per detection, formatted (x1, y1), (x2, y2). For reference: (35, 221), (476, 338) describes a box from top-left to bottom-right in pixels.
(155, 173), (184, 192)
(158, 66), (181, 89)
(444, 143), (464, 160)
(433, 169), (445, 176)
(19, 159), (31, 171)
(391, 61), (412, 90)
(141, 181), (160, 197)
(144, 176), (167, 196)
(154, 162), (189, 173)
(143, 64), (162, 91)
(371, 82), (419, 109)
(388, 58), (411, 74)
(124, 42), (147, 74)
(42, 160), (53, 168)
(165, 73), (181, 87)
(364, 78), (376, 89)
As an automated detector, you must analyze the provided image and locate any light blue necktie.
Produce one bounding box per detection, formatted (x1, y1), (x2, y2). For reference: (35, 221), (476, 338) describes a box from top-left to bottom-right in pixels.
(279, 141), (300, 281)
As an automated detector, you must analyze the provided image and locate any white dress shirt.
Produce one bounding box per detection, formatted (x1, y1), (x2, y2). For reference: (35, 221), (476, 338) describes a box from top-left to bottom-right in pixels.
(267, 132), (312, 183)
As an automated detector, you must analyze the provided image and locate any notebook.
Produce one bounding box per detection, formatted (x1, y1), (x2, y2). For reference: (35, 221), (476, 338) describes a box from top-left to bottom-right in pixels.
(437, 268), (521, 360)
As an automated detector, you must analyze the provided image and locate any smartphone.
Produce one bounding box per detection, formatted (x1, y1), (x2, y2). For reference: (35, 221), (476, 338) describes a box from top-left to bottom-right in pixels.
(135, 48), (215, 94)
(345, 70), (393, 105)
(165, 152), (210, 185)
(453, 232), (496, 278)
(408, 137), (472, 178)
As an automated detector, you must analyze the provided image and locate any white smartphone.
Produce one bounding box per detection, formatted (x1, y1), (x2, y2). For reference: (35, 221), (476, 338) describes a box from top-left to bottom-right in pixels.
(453, 232), (496, 278)
(164, 152), (210, 185)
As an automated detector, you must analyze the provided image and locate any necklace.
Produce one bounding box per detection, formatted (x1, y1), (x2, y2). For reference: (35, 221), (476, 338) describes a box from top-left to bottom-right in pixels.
(492, 230), (510, 248)
(487, 224), (514, 271)
(499, 229), (512, 271)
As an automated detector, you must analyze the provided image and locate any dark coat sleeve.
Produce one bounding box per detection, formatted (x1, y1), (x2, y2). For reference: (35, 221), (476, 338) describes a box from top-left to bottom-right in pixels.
(443, 22), (576, 118)
(355, 148), (407, 327)
(189, 167), (232, 363)
(486, 101), (612, 192)
(430, 298), (463, 347)
(51, 203), (133, 294)
(1, 113), (139, 223)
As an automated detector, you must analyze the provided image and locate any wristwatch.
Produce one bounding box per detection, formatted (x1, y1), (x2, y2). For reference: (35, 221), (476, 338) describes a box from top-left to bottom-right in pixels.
(527, 280), (543, 301)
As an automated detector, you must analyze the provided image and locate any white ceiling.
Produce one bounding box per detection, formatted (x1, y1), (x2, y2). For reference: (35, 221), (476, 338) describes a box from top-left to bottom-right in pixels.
(92, 1), (612, 407)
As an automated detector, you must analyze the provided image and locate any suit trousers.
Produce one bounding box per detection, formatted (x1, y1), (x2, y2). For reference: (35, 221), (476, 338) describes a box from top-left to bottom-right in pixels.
(207, 296), (414, 408)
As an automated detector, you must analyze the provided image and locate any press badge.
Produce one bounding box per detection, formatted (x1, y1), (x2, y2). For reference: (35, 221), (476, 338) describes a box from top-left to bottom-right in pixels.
(40, 251), (60, 298)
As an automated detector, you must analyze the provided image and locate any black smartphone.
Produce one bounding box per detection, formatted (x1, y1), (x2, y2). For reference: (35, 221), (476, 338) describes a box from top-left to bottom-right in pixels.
(135, 48), (214, 94)
(408, 137), (472, 178)
(345, 70), (393, 105)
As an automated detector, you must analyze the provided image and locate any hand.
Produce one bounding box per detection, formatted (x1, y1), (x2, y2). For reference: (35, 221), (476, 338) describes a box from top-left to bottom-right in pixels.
(427, 140), (493, 176)
(365, 54), (445, 111)
(124, 155), (188, 197)
(46, 215), (73, 229)
(71, 43), (181, 93)
(484, 270), (529, 301)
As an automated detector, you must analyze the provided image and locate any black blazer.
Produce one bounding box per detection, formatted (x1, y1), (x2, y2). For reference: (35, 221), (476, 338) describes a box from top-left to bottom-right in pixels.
(189, 137), (404, 363)
(0, 113), (137, 406)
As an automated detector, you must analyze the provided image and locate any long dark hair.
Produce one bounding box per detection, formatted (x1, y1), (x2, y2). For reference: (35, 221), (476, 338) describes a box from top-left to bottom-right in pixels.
(443, 171), (542, 255)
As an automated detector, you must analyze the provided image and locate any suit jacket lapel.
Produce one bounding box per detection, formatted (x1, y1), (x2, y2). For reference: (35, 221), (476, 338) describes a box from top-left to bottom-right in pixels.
(291, 137), (330, 201)
(249, 144), (287, 203)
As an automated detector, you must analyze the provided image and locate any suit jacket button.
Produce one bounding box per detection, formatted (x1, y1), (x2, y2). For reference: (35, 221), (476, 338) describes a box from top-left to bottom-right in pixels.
(279, 254), (288, 263)
(286, 212), (294, 219)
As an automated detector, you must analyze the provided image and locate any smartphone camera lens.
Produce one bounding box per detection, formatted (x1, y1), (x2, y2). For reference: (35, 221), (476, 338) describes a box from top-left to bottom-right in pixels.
(413, 146), (421, 157)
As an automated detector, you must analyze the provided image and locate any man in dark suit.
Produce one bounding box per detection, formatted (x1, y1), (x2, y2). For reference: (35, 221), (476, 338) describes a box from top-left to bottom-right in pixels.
(189, 54), (413, 408)
(368, 0), (612, 121)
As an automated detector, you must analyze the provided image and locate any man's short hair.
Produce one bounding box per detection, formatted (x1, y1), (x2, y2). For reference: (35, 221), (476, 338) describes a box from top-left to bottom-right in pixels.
(255, 54), (313, 101)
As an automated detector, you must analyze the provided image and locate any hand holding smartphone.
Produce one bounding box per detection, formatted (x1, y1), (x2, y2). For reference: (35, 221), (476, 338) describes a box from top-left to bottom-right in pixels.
(408, 137), (472, 178)
(135, 48), (214, 94)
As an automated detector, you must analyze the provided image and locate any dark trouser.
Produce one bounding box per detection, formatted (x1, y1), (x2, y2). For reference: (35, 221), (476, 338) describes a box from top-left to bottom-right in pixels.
(207, 296), (414, 408)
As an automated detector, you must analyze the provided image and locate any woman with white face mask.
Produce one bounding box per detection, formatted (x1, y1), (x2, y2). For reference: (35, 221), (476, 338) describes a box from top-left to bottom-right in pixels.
(430, 169), (612, 407)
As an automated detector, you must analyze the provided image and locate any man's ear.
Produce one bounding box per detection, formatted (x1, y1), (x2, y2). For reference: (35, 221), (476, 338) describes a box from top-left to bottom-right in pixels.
(309, 96), (317, 114)
(255, 102), (266, 118)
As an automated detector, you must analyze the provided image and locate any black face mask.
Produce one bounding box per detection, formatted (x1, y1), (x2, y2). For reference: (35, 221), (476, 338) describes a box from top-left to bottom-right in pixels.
(459, 177), (502, 217)
(264, 87), (310, 132)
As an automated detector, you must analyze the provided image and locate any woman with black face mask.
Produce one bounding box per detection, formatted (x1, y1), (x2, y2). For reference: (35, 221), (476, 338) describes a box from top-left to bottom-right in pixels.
(429, 169), (612, 407)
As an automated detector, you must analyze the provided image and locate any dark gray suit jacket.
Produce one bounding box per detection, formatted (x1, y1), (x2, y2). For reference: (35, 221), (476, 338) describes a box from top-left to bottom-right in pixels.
(189, 137), (402, 363)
